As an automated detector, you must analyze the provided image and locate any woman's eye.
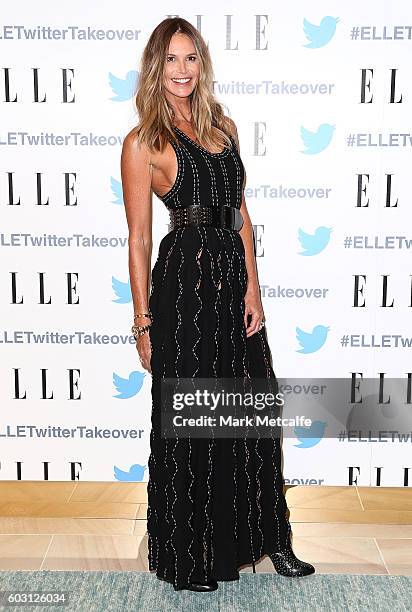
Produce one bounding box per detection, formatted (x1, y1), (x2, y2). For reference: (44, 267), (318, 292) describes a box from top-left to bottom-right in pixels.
(166, 56), (196, 62)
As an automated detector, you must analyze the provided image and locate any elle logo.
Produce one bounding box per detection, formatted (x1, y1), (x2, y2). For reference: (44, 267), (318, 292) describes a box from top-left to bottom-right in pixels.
(1, 67), (75, 103)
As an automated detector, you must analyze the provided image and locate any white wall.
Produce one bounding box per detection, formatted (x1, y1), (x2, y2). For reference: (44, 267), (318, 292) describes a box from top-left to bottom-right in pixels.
(0, 1), (410, 484)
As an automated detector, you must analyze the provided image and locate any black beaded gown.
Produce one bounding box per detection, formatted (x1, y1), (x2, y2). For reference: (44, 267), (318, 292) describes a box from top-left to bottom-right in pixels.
(147, 125), (291, 591)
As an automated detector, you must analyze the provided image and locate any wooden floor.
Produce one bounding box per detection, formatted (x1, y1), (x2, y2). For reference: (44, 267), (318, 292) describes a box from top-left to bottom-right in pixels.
(0, 483), (411, 575)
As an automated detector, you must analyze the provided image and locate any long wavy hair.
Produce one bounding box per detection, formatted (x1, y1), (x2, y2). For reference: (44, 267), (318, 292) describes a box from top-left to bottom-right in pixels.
(133, 17), (233, 153)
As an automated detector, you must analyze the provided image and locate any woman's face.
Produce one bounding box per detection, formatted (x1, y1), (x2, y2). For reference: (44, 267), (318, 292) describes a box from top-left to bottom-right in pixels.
(163, 32), (200, 99)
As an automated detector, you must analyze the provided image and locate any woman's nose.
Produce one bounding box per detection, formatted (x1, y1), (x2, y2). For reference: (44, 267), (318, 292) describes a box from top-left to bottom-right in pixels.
(176, 60), (187, 73)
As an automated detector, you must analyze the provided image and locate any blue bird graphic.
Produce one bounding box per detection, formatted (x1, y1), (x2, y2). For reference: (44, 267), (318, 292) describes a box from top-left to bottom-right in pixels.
(298, 226), (332, 255)
(303, 16), (339, 49)
(294, 421), (327, 448)
(301, 123), (335, 154)
(109, 70), (139, 101)
(110, 177), (124, 205)
(296, 325), (329, 354)
(114, 464), (147, 481)
(113, 371), (145, 399)
(112, 276), (132, 304)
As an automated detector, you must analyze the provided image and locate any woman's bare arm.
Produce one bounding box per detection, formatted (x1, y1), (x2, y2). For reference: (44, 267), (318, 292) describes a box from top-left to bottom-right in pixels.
(120, 129), (153, 370)
(226, 118), (264, 337)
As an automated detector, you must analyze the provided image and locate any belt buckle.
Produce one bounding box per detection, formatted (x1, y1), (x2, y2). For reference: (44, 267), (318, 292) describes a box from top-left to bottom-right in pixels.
(233, 208), (244, 231)
(221, 207), (243, 231)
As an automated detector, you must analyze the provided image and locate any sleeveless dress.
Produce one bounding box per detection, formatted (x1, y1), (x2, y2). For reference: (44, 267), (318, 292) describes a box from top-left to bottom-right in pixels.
(147, 125), (292, 591)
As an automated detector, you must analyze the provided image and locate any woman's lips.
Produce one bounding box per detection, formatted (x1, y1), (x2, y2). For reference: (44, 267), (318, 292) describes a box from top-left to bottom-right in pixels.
(171, 77), (191, 86)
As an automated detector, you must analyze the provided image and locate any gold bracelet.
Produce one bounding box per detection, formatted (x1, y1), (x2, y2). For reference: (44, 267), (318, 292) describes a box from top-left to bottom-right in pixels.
(134, 312), (152, 321)
(131, 323), (152, 340)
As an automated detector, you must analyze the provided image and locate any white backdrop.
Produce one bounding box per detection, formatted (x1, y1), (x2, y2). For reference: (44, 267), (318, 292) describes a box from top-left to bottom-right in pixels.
(1, 1), (411, 485)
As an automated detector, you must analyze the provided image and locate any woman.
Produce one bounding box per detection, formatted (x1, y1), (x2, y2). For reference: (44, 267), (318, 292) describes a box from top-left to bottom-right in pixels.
(121, 17), (315, 592)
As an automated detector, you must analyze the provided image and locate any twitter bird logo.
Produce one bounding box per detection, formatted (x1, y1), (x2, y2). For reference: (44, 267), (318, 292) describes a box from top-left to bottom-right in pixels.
(114, 464), (147, 481)
(298, 226), (332, 255)
(296, 325), (329, 354)
(112, 276), (132, 304)
(294, 420), (327, 448)
(110, 177), (124, 205)
(303, 16), (339, 49)
(109, 70), (139, 101)
(301, 123), (335, 154)
(113, 371), (146, 399)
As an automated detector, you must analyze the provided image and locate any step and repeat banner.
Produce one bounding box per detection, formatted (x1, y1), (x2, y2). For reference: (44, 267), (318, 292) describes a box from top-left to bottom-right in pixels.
(1, 2), (411, 484)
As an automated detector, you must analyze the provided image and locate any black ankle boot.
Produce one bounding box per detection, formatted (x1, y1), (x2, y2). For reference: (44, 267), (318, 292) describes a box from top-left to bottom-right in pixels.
(188, 578), (218, 592)
(269, 547), (315, 577)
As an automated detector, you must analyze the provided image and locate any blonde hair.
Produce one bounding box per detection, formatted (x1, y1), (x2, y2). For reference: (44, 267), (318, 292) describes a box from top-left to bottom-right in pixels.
(133, 17), (233, 153)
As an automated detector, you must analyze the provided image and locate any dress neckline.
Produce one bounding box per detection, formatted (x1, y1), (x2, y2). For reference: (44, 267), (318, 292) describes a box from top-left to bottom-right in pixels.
(173, 125), (229, 157)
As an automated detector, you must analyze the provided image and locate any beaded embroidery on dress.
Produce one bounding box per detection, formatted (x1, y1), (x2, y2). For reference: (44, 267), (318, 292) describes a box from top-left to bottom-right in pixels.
(147, 125), (292, 590)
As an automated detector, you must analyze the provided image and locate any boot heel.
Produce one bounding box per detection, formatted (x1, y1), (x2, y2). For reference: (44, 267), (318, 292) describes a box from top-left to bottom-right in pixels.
(269, 548), (315, 577)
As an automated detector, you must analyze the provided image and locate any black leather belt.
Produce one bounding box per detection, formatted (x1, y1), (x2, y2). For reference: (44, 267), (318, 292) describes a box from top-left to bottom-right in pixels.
(168, 205), (244, 232)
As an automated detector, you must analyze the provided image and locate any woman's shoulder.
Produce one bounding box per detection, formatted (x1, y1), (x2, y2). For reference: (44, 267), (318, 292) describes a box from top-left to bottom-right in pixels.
(122, 127), (148, 150)
(223, 116), (240, 150)
(224, 116), (237, 133)
(121, 127), (152, 163)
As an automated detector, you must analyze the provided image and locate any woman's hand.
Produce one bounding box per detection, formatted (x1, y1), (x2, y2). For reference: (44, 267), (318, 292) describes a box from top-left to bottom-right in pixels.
(136, 322), (152, 373)
(244, 289), (265, 338)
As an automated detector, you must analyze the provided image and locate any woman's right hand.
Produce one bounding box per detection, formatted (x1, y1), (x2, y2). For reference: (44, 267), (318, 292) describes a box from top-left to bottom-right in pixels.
(136, 325), (152, 373)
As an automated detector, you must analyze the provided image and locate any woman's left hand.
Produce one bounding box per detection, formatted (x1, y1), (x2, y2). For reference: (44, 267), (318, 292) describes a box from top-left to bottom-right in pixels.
(244, 289), (265, 338)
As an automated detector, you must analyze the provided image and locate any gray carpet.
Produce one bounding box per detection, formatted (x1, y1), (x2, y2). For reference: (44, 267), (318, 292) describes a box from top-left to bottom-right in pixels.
(0, 571), (410, 611)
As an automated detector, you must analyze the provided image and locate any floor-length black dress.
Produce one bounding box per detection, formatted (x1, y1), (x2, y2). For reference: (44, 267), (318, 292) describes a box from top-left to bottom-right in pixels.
(147, 125), (292, 591)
